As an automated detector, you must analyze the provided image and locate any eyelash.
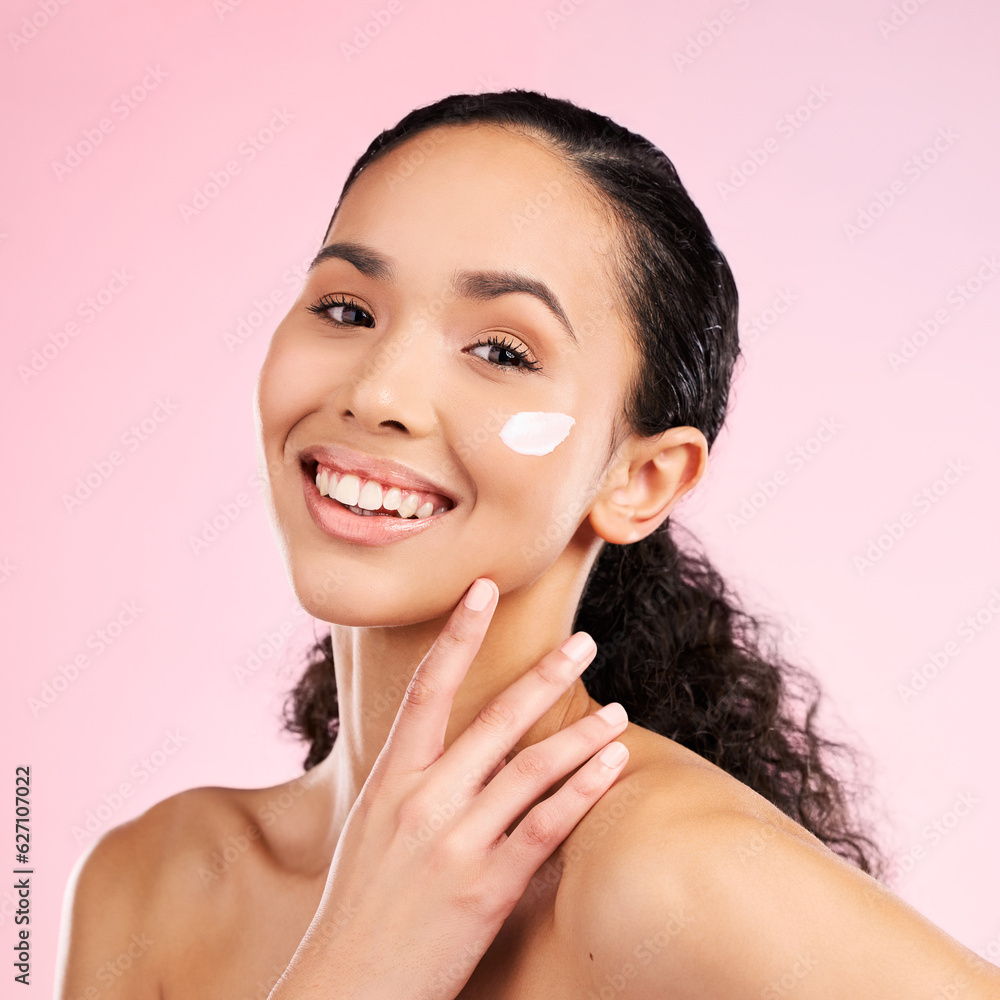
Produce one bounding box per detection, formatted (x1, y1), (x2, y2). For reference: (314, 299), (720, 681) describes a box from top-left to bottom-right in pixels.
(305, 293), (543, 372)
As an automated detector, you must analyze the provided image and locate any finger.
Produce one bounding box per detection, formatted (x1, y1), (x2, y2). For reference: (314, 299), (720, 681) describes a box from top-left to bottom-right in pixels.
(378, 577), (498, 776)
(484, 757), (507, 785)
(494, 736), (630, 880)
(465, 701), (629, 841)
(432, 631), (598, 794)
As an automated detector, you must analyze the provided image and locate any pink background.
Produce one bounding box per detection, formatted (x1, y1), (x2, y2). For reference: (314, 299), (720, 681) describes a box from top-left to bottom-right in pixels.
(4, 0), (999, 991)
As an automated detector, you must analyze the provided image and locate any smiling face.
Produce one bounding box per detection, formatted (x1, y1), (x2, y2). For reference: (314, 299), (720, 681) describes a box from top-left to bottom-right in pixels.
(254, 123), (640, 626)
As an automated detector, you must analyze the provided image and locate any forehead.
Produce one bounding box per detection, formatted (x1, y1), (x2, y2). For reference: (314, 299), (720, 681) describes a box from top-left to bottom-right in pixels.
(329, 123), (624, 331)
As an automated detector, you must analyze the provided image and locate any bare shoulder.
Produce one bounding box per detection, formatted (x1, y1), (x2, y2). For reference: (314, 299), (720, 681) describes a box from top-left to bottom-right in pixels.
(55, 782), (285, 999)
(555, 724), (1000, 1000)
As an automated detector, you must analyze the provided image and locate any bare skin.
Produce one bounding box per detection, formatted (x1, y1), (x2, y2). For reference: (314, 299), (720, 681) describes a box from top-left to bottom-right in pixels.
(55, 689), (1000, 999)
(56, 123), (1000, 999)
(54, 709), (702, 998)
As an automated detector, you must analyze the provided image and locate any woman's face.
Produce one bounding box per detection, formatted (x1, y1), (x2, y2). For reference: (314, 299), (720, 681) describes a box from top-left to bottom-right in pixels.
(255, 123), (638, 625)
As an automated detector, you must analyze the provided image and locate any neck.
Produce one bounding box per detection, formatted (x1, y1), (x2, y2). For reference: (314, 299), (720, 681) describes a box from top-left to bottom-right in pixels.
(311, 532), (605, 846)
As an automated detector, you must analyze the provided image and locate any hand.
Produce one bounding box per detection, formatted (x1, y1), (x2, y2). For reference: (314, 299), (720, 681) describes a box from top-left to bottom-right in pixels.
(268, 576), (630, 1000)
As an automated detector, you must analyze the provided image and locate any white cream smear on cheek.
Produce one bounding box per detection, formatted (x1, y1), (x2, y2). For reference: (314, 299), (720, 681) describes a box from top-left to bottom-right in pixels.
(498, 411), (575, 456)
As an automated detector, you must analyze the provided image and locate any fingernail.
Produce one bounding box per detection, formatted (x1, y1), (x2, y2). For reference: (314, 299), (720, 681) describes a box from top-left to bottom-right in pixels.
(595, 702), (627, 726)
(560, 632), (596, 662)
(599, 742), (628, 768)
(464, 578), (494, 611)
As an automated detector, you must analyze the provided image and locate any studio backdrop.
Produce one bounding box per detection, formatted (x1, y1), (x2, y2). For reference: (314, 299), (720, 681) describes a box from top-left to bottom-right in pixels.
(3, 1), (999, 994)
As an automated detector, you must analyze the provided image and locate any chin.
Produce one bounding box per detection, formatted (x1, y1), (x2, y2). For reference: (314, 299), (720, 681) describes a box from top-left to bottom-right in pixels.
(286, 555), (455, 628)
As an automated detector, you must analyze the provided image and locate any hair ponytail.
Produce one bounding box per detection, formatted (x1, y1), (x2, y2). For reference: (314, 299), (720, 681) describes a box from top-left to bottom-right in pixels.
(284, 628), (339, 772)
(574, 520), (884, 877)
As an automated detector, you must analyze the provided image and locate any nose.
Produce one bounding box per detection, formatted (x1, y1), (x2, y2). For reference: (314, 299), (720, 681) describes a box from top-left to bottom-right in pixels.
(332, 321), (437, 437)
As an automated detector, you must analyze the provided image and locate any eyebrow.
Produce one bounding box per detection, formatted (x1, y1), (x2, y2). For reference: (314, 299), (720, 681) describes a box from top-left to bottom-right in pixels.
(307, 240), (579, 347)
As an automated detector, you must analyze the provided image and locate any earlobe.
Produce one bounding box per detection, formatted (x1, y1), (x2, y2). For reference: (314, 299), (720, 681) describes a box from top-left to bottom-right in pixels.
(587, 499), (637, 546)
(589, 427), (708, 545)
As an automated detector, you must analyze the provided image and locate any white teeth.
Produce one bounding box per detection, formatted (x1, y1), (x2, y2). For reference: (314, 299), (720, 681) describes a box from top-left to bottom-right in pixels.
(313, 464), (452, 519)
(347, 505), (380, 516)
(396, 493), (419, 518)
(334, 473), (361, 507)
(382, 486), (402, 511)
(358, 480), (383, 510)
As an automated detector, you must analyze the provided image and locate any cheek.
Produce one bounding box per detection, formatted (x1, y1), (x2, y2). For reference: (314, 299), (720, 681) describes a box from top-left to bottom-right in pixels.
(497, 411), (575, 456)
(256, 333), (323, 443)
(470, 411), (595, 566)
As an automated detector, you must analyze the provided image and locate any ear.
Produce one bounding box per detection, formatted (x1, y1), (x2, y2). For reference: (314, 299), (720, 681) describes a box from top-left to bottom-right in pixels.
(589, 426), (708, 544)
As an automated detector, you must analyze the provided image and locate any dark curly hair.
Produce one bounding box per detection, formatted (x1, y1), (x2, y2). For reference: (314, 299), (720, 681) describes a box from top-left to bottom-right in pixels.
(282, 88), (887, 880)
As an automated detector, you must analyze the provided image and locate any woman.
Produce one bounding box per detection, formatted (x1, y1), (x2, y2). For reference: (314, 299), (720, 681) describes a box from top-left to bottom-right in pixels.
(56, 90), (1000, 999)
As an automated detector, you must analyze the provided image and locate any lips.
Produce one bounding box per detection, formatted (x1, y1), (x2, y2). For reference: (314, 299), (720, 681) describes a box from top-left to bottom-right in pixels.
(299, 460), (451, 546)
(298, 443), (458, 513)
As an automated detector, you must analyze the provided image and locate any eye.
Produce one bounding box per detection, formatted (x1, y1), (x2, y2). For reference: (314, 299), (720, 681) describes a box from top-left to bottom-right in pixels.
(306, 293), (375, 328)
(305, 295), (542, 373)
(467, 335), (542, 373)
